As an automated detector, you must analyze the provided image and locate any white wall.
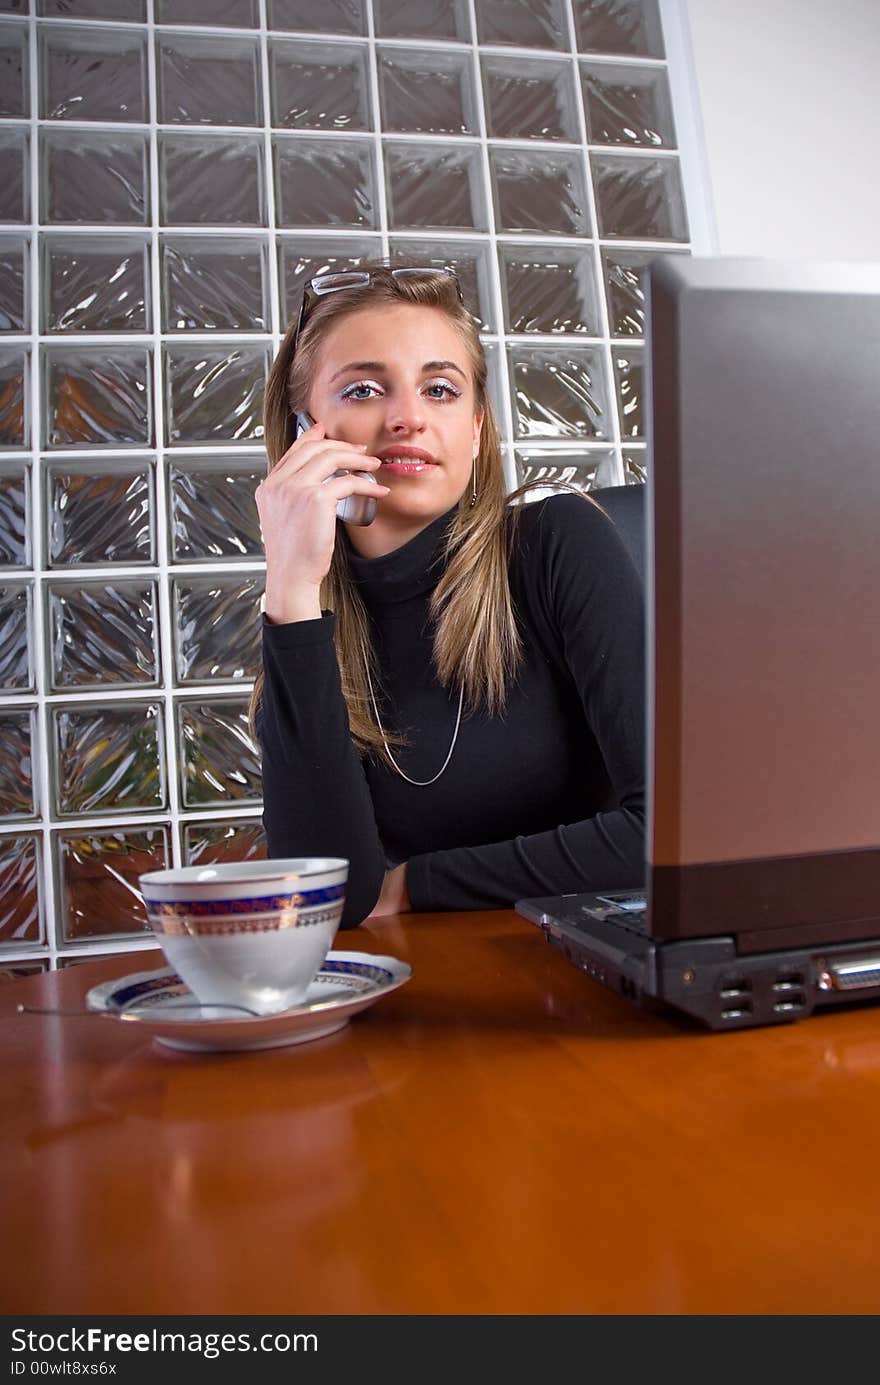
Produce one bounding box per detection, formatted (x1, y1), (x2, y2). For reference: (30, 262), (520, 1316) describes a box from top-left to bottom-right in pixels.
(683, 0), (880, 260)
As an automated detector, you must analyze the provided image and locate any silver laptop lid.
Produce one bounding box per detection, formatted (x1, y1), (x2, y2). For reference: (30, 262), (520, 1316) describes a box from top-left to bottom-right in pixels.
(646, 257), (880, 947)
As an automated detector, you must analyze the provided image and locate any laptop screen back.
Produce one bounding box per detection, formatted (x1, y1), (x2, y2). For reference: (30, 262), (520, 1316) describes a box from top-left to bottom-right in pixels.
(646, 258), (880, 948)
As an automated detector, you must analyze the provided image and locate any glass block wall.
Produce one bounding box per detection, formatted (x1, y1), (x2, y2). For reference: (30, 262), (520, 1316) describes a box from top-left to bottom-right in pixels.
(0, 0), (702, 970)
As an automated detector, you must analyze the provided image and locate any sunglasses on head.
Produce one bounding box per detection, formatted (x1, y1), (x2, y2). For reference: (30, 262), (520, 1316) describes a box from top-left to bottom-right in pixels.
(291, 265), (463, 360)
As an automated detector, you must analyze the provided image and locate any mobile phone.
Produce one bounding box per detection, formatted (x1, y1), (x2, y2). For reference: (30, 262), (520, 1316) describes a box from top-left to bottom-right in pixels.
(295, 411), (378, 526)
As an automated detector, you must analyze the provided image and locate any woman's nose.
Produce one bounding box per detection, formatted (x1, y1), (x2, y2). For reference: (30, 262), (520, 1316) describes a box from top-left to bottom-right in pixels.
(386, 394), (426, 434)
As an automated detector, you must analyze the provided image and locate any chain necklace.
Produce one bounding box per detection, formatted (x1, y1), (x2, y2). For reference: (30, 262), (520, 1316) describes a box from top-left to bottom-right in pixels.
(363, 651), (464, 787)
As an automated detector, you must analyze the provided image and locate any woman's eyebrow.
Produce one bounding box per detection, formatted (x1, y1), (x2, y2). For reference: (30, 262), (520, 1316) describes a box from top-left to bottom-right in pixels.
(329, 360), (385, 382)
(422, 360), (467, 379)
(329, 359), (468, 383)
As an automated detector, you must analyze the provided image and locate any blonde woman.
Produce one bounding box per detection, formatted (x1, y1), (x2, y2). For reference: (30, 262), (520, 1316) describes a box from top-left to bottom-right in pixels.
(252, 264), (644, 927)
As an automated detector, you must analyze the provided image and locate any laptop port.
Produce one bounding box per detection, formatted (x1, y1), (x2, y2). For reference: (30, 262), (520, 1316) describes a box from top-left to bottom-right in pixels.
(719, 975), (752, 1008)
(818, 956), (880, 991)
(774, 997), (805, 1014)
(720, 999), (753, 1020)
(774, 971), (805, 990)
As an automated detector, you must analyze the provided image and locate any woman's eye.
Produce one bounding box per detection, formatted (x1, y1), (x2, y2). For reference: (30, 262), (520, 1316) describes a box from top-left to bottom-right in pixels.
(425, 381), (461, 401)
(340, 381), (381, 401)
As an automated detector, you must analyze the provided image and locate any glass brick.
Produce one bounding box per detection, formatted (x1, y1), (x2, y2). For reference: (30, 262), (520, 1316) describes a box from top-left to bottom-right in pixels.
(378, 47), (475, 136)
(41, 129), (149, 225)
(384, 142), (486, 232)
(173, 575), (262, 684)
(602, 247), (687, 337)
(157, 33), (263, 127)
(623, 450), (647, 484)
(0, 582), (32, 690)
(602, 247), (649, 337)
(613, 345), (644, 439)
(44, 347), (152, 448)
(499, 243), (600, 335)
(515, 445), (618, 495)
(48, 580), (160, 691)
(56, 826), (169, 943)
(183, 818), (266, 867)
(389, 238), (495, 333)
(159, 133), (266, 226)
(47, 460), (154, 567)
(0, 462), (30, 568)
(156, 0), (258, 23)
(509, 345), (611, 440)
(481, 339), (505, 434)
(274, 137), (377, 229)
(0, 129), (28, 224)
(169, 457), (264, 562)
(482, 55), (578, 142)
(39, 25), (147, 123)
(0, 23), (28, 120)
(0, 710), (35, 818)
(42, 235), (150, 334)
(0, 237), (28, 333)
(573, 0), (665, 58)
(0, 1), (25, 11)
(374, 0), (469, 40)
(0, 350), (28, 449)
(178, 698), (261, 808)
(38, 2), (146, 16)
(164, 344), (269, 445)
(277, 234), (381, 325)
(593, 154), (688, 240)
(0, 835), (42, 945)
(52, 701), (166, 817)
(270, 39), (371, 132)
(582, 62), (675, 148)
(161, 237), (267, 332)
(476, 0), (567, 49)
(267, 0), (365, 34)
(490, 146), (590, 236)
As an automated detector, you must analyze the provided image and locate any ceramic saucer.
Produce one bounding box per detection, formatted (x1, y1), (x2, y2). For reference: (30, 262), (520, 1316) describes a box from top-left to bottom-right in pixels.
(85, 950), (412, 1053)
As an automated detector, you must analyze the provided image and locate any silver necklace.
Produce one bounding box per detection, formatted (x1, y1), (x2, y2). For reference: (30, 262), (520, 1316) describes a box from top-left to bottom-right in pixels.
(363, 654), (464, 787)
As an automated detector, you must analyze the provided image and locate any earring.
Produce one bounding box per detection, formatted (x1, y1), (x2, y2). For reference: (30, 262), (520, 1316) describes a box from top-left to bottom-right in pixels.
(470, 454), (477, 508)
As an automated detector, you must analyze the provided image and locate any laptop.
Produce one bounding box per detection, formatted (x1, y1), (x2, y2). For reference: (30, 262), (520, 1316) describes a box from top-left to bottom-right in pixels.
(516, 256), (880, 1029)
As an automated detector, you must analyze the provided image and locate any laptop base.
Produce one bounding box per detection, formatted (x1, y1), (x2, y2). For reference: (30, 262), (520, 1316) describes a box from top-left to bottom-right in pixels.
(516, 893), (880, 1031)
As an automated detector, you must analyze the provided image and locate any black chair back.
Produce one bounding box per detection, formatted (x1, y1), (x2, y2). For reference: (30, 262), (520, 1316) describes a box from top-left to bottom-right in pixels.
(591, 483), (645, 583)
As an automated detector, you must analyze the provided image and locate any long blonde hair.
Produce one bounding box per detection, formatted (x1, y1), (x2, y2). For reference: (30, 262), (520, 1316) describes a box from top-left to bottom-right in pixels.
(250, 263), (525, 760)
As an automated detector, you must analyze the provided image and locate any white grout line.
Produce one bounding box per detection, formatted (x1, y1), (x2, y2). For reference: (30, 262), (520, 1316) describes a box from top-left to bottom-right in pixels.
(256, 0), (281, 348)
(144, 0), (184, 882)
(465, 0), (516, 480)
(364, 0), (389, 260)
(22, 0), (59, 965)
(563, 0), (624, 487)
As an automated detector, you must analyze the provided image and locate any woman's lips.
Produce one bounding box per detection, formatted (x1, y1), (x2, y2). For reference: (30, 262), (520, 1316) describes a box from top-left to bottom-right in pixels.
(378, 459), (438, 475)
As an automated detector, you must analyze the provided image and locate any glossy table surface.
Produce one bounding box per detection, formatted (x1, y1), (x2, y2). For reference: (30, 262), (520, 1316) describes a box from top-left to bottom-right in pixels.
(3, 908), (880, 1315)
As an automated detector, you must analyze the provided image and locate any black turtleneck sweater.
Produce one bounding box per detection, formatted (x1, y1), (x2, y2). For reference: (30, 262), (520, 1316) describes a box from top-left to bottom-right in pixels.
(258, 495), (645, 927)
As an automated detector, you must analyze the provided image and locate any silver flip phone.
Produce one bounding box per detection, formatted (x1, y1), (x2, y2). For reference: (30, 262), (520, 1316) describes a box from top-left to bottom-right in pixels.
(295, 412), (378, 526)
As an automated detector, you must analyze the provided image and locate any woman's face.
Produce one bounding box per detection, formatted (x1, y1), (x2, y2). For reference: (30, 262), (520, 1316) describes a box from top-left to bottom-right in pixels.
(307, 302), (484, 555)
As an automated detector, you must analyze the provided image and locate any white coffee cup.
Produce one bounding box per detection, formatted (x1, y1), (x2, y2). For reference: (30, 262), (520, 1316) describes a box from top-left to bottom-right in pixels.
(138, 858), (349, 1016)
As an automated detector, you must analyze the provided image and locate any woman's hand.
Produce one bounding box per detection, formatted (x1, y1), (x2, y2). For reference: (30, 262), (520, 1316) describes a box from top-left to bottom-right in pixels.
(366, 863), (411, 920)
(255, 422), (389, 624)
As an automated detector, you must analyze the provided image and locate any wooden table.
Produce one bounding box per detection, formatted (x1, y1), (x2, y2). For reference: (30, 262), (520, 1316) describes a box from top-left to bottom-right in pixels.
(3, 908), (880, 1315)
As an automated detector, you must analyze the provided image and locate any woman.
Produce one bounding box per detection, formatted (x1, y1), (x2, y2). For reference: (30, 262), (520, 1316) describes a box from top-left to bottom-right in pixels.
(252, 264), (644, 927)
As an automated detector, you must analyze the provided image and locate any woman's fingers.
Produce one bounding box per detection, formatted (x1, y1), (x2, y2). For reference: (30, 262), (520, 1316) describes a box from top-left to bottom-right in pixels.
(267, 438), (383, 489)
(321, 472), (391, 503)
(275, 423), (368, 474)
